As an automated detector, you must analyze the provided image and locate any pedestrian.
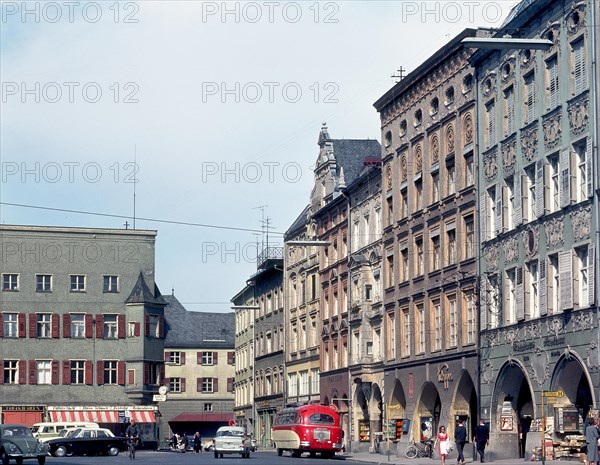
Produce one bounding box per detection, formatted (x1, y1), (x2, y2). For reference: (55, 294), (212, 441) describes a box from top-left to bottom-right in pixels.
(435, 426), (449, 465)
(193, 432), (202, 453)
(473, 419), (489, 463)
(585, 417), (599, 465)
(454, 420), (467, 465)
(181, 432), (189, 453)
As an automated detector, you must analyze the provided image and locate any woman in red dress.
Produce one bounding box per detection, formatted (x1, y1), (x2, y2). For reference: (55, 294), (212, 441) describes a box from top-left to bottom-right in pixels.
(435, 425), (449, 465)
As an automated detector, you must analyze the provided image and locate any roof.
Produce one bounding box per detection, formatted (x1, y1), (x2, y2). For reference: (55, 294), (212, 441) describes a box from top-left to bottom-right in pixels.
(125, 272), (166, 306)
(163, 295), (235, 349)
(329, 139), (381, 186)
(284, 205), (309, 241)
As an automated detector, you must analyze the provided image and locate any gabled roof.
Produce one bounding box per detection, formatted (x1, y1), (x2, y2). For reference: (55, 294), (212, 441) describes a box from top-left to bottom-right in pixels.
(330, 139), (381, 186)
(125, 272), (166, 306)
(163, 295), (234, 349)
(284, 205), (309, 241)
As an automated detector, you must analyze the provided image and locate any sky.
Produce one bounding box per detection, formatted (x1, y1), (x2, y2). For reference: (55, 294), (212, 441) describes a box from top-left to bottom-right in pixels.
(1, 0), (519, 312)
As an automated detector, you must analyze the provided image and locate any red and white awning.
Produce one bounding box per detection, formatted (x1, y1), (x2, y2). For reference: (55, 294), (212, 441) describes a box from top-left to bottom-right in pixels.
(50, 410), (119, 423)
(130, 410), (156, 423)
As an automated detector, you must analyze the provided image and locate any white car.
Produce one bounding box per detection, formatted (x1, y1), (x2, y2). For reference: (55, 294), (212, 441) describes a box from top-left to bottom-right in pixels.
(213, 426), (251, 459)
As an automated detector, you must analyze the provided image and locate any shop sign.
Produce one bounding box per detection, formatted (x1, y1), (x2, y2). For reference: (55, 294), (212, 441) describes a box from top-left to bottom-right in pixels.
(257, 401), (272, 409)
(436, 363), (454, 390)
(2, 406), (44, 412)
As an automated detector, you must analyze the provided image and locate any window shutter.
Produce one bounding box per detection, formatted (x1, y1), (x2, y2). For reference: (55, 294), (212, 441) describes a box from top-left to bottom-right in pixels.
(514, 174), (522, 226)
(227, 377), (234, 393)
(495, 183), (503, 233)
(573, 40), (586, 95)
(516, 268), (525, 321)
(228, 351), (234, 365)
(85, 314), (93, 338)
(180, 352), (186, 365)
(51, 313), (60, 338)
(28, 360), (37, 385)
(539, 259), (548, 316)
(159, 364), (164, 384)
(559, 250), (574, 310)
(560, 149), (571, 208)
(213, 377), (219, 392)
(144, 363), (150, 385)
(164, 351), (170, 362)
(159, 316), (165, 338)
(29, 314), (37, 338)
(18, 360), (26, 385)
(128, 370), (136, 386)
(134, 322), (140, 337)
(117, 315), (126, 339)
(197, 352), (202, 365)
(97, 361), (104, 385)
(588, 243), (595, 307)
(117, 361), (126, 385)
(144, 315), (149, 336)
(180, 377), (186, 392)
(197, 378), (202, 392)
(18, 313), (26, 338)
(63, 314), (71, 338)
(62, 360), (70, 385)
(95, 314), (104, 339)
(586, 137), (593, 198)
(0, 314), (3, 337)
(51, 360), (60, 385)
(85, 361), (93, 385)
(213, 352), (218, 365)
(535, 159), (546, 218)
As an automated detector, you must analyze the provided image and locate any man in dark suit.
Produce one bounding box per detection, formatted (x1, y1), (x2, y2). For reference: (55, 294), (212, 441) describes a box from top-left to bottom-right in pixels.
(473, 419), (489, 463)
(454, 420), (467, 464)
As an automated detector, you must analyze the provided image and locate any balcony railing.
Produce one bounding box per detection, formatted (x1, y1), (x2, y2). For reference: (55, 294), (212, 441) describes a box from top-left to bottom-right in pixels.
(257, 246), (283, 268)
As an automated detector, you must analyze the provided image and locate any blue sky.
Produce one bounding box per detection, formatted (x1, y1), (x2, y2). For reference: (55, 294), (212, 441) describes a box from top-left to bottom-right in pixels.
(0, 0), (519, 311)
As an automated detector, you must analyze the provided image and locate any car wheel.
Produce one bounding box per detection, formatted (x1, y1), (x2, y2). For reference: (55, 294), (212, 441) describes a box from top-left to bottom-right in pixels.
(220, 453), (223, 458)
(37, 458), (46, 465)
(107, 446), (120, 456)
(16, 458), (23, 465)
(55, 445), (68, 458)
(277, 448), (283, 456)
(0, 450), (8, 465)
(214, 451), (218, 459)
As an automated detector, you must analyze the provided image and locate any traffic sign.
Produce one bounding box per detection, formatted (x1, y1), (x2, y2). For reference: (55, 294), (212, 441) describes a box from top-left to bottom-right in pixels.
(542, 390), (564, 397)
(153, 394), (167, 402)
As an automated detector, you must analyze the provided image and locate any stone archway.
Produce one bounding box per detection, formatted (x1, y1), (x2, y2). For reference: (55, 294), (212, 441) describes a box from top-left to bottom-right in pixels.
(415, 382), (441, 441)
(369, 384), (383, 449)
(452, 370), (478, 438)
(550, 352), (595, 421)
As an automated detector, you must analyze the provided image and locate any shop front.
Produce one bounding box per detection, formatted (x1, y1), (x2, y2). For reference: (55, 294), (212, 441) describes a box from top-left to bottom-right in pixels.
(320, 370), (350, 450)
(350, 374), (385, 453)
(255, 397), (283, 449)
(1, 406), (44, 427)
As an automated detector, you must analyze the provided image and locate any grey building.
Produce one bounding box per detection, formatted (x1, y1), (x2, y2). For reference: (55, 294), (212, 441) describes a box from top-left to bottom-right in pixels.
(472, 0), (598, 459)
(0, 225), (165, 446)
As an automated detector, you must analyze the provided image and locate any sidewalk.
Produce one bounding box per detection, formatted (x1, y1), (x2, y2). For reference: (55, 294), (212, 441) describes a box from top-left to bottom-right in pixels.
(345, 451), (579, 465)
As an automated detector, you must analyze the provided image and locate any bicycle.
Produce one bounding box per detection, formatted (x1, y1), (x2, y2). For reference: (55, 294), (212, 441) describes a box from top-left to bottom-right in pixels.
(127, 436), (138, 460)
(405, 438), (434, 459)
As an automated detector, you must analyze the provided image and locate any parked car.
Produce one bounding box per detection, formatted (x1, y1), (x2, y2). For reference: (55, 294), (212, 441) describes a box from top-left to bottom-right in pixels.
(213, 426), (251, 459)
(0, 424), (48, 465)
(202, 440), (214, 452)
(46, 428), (127, 457)
(31, 422), (98, 442)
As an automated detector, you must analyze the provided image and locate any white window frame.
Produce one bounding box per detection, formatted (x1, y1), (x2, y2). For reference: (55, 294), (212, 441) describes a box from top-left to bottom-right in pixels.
(2, 273), (19, 291)
(2, 313), (19, 338)
(3, 360), (19, 385)
(70, 274), (86, 292)
(433, 301), (441, 351)
(37, 360), (52, 384)
(36, 274), (52, 292)
(70, 360), (85, 385)
(104, 361), (118, 385)
(37, 313), (51, 338)
(528, 262), (539, 318)
(103, 275), (119, 293)
(70, 314), (86, 338)
(103, 314), (118, 339)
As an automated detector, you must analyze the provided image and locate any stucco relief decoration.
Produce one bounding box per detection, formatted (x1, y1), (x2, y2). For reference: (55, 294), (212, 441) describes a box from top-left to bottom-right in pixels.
(386, 164), (392, 190)
(568, 97), (589, 136)
(481, 77), (493, 98)
(530, 348), (550, 385)
(586, 342), (599, 372)
(400, 154), (408, 181)
(523, 226), (540, 260)
(520, 49), (536, 71)
(546, 317), (564, 338)
(481, 359), (494, 385)
(524, 321), (543, 341)
(483, 151), (498, 183)
(567, 6), (586, 36)
(463, 114), (473, 145)
(572, 311), (594, 332)
(542, 24), (561, 54)
(446, 125), (455, 154)
(505, 236), (519, 264)
(502, 139), (517, 175)
(571, 206), (592, 242)
(521, 126), (538, 163)
(485, 244), (499, 272)
(505, 328), (519, 344)
(415, 145), (423, 173)
(543, 113), (562, 150)
(500, 58), (515, 83)
(486, 331), (501, 348)
(431, 134), (440, 163)
(545, 216), (565, 248)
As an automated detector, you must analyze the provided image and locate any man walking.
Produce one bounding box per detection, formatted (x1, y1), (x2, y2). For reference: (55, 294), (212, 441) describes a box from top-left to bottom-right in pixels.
(473, 419), (489, 463)
(454, 420), (467, 465)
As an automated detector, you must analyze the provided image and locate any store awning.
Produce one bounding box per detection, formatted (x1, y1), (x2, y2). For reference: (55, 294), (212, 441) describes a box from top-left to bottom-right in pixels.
(50, 410), (119, 423)
(169, 413), (232, 423)
(130, 411), (156, 423)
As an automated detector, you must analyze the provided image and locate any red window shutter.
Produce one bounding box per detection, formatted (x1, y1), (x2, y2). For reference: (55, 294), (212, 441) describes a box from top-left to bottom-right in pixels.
(159, 364), (164, 384)
(28, 360), (37, 385)
(117, 361), (126, 385)
(97, 361), (104, 385)
(163, 376), (170, 388)
(213, 377), (218, 392)
(159, 316), (165, 338)
(213, 352), (218, 365)
(197, 352), (202, 365)
(62, 360), (71, 385)
(164, 351), (170, 362)
(85, 314), (93, 338)
(128, 369), (135, 386)
(85, 361), (93, 385)
(144, 315), (149, 336)
(227, 351), (234, 365)
(144, 363), (149, 385)
(63, 314), (71, 338)
(133, 322), (140, 337)
(51, 360), (60, 385)
(0, 314), (3, 337)
(18, 360), (26, 384)
(180, 378), (186, 392)
(51, 313), (60, 338)
(18, 314), (26, 337)
(29, 314), (37, 338)
(117, 315), (126, 339)
(227, 377), (234, 393)
(95, 314), (104, 339)
(197, 378), (202, 392)
(180, 352), (186, 365)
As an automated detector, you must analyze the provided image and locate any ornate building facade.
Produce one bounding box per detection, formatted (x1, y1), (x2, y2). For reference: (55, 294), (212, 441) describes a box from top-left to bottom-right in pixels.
(473, 0), (598, 460)
(373, 29), (480, 452)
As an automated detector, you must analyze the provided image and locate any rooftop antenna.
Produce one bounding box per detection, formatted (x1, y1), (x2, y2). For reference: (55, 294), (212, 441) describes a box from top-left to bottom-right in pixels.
(253, 205), (268, 251)
(133, 145), (137, 229)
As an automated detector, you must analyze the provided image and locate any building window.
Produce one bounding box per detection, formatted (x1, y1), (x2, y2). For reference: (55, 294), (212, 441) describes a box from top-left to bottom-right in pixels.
(71, 361), (85, 384)
(169, 352), (182, 365)
(2, 313), (18, 338)
(148, 315), (159, 338)
(417, 303), (425, 354)
(384, 131), (392, 147)
(386, 255), (394, 288)
(546, 56), (559, 110)
(386, 196), (393, 226)
(504, 86), (515, 135)
(572, 39), (586, 95)
(506, 269), (517, 324)
(288, 373), (298, 397)
(525, 166), (536, 222)
(485, 100), (496, 147)
(463, 74), (473, 93)
(201, 377), (214, 393)
(488, 275), (501, 328)
(430, 97), (439, 115)
(201, 352), (214, 365)
(549, 254), (560, 314)
(414, 109), (422, 127)
(103, 275), (118, 293)
(387, 313), (396, 360)
(464, 215), (475, 259)
(37, 314), (51, 338)
(431, 234), (441, 270)
(524, 73), (536, 124)
(445, 86), (455, 106)
(399, 119), (407, 136)
(401, 309), (410, 357)
(299, 370), (309, 396)
(401, 245), (409, 282)
(447, 226), (456, 265)
(204, 403), (213, 412)
(70, 314), (85, 338)
(400, 188), (408, 218)
(3, 360), (18, 384)
(416, 237), (424, 275)
(2, 274), (19, 291)
(365, 285), (373, 301)
(447, 164), (456, 196)
(103, 315), (118, 339)
(70, 275), (86, 292)
(528, 261), (539, 318)
(465, 155), (474, 186)
(311, 369), (319, 394)
(448, 296), (457, 348)
(415, 179), (423, 211)
(37, 360), (52, 384)
(576, 247), (589, 307)
(104, 361), (118, 384)
(487, 187), (496, 239)
(548, 154), (560, 213)
(169, 377), (182, 393)
(431, 171), (440, 203)
(575, 140), (588, 203)
(506, 176), (515, 230)
(432, 300), (441, 351)
(465, 293), (475, 344)
(36, 274), (52, 292)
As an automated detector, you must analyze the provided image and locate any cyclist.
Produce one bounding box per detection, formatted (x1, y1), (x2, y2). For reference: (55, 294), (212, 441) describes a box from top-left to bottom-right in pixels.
(125, 420), (140, 460)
